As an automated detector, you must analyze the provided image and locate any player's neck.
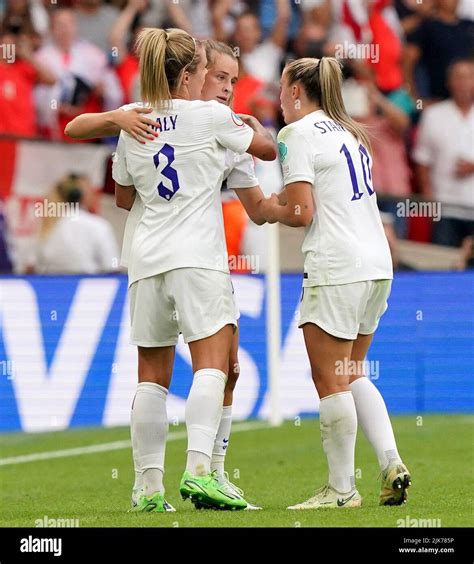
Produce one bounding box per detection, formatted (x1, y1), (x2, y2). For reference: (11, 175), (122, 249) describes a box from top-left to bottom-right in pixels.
(294, 102), (321, 121)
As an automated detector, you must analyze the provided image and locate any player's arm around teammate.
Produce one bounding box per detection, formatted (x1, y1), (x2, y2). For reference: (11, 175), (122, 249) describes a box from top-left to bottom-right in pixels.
(111, 28), (278, 514)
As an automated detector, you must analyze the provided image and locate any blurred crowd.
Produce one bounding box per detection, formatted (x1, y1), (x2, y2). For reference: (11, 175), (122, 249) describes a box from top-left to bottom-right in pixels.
(0, 0), (473, 273)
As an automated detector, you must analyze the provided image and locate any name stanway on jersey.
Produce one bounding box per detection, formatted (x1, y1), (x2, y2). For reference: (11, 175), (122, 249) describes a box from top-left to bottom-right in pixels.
(278, 109), (393, 286)
(112, 99), (253, 285)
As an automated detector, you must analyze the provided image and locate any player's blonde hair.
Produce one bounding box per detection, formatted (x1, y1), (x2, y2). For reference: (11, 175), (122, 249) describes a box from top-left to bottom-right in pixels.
(285, 57), (371, 152)
(136, 28), (202, 109)
(202, 39), (237, 68)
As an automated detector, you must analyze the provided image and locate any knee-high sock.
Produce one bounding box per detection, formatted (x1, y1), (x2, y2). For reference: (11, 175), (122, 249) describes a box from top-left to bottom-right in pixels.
(211, 405), (233, 477)
(319, 391), (357, 494)
(131, 382), (168, 496)
(350, 377), (400, 470)
(185, 369), (226, 476)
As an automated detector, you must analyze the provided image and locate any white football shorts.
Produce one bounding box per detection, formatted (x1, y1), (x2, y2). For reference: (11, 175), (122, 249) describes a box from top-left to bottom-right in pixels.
(129, 268), (238, 347)
(298, 280), (392, 340)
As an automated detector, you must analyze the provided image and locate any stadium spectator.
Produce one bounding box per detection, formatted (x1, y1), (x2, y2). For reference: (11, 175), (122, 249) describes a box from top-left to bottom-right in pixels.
(137, 0), (171, 29)
(303, 1), (404, 94)
(231, 0), (291, 86)
(34, 8), (123, 140)
(405, 0), (474, 100)
(395, 0), (435, 35)
(167, 0), (219, 39)
(287, 19), (330, 61)
(0, 30), (55, 138)
(413, 59), (474, 247)
(108, 0), (146, 104)
(31, 173), (119, 274)
(73, 0), (120, 55)
(0, 0), (49, 44)
(342, 73), (413, 238)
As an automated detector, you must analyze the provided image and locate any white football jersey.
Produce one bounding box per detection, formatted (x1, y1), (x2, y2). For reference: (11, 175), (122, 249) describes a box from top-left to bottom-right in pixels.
(278, 109), (393, 286)
(112, 99), (254, 285)
(225, 151), (258, 190)
(120, 148), (258, 267)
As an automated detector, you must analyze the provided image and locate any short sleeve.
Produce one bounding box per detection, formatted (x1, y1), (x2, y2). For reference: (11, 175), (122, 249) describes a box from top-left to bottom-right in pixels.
(412, 109), (436, 166)
(213, 103), (254, 154)
(112, 133), (134, 186)
(277, 126), (315, 186)
(227, 153), (258, 190)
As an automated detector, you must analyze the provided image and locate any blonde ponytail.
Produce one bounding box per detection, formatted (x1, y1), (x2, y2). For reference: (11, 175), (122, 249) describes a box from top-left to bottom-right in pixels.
(136, 28), (201, 109)
(285, 57), (372, 153)
(318, 57), (372, 153)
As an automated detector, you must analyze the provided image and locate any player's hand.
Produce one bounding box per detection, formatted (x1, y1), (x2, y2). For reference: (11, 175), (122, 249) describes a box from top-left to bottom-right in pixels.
(260, 193), (280, 224)
(238, 113), (259, 130)
(113, 107), (158, 144)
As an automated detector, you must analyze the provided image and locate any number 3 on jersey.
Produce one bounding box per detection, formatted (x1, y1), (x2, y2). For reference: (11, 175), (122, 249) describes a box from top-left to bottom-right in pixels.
(340, 143), (374, 201)
(153, 144), (180, 201)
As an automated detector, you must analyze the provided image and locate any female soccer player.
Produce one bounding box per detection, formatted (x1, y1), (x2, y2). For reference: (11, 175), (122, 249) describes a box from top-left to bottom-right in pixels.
(66, 38), (268, 510)
(261, 57), (411, 509)
(68, 27), (275, 513)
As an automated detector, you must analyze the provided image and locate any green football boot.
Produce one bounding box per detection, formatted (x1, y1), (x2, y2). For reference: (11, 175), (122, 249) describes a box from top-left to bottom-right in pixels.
(180, 470), (247, 510)
(130, 491), (176, 513)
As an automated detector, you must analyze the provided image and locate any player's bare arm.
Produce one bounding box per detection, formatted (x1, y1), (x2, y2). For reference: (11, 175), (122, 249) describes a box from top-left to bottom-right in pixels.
(261, 182), (314, 227)
(239, 114), (277, 161)
(115, 182), (136, 211)
(65, 108), (158, 143)
(234, 185), (267, 226)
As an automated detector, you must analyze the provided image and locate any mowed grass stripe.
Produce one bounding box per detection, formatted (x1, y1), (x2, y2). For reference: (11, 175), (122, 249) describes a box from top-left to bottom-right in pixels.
(0, 421), (267, 467)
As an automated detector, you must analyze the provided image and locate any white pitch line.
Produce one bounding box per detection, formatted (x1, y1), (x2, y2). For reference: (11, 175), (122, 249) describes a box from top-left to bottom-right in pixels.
(0, 421), (269, 467)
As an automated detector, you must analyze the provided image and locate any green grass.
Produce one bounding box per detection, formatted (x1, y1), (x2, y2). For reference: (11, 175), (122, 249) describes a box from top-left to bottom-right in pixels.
(0, 415), (472, 527)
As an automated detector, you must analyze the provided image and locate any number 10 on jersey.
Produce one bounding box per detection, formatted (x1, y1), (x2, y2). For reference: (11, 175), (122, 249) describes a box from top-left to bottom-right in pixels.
(340, 143), (374, 201)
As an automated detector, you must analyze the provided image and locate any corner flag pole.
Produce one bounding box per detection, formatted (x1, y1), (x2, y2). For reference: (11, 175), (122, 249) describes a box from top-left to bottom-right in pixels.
(266, 222), (283, 426)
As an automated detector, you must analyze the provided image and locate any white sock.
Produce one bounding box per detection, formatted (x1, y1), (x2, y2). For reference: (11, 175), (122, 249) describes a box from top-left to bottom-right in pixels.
(350, 377), (401, 470)
(131, 382), (168, 496)
(131, 416), (143, 495)
(211, 405), (233, 477)
(319, 391), (357, 494)
(185, 368), (226, 476)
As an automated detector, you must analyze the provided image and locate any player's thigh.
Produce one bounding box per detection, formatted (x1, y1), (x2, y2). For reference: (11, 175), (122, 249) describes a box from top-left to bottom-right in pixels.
(298, 283), (368, 341)
(129, 275), (179, 348)
(302, 322), (354, 398)
(358, 280), (392, 340)
(166, 268), (237, 373)
(299, 284), (373, 397)
(168, 268), (237, 345)
(137, 345), (175, 388)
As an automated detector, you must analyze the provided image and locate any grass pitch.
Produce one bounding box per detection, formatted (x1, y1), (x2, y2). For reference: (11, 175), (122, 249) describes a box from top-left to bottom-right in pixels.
(0, 415), (472, 528)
